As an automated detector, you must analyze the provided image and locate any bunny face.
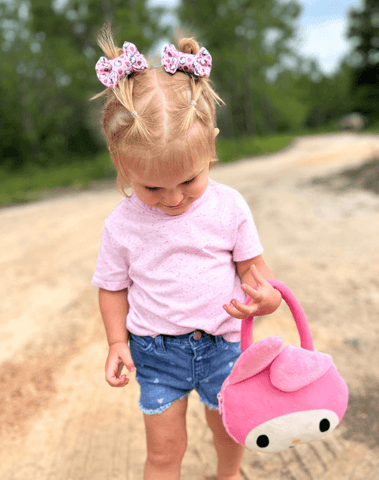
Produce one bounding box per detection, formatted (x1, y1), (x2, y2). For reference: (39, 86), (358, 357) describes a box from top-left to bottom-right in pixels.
(245, 409), (339, 452)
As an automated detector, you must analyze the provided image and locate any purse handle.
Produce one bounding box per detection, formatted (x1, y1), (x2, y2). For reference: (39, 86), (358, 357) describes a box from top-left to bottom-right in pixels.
(240, 279), (314, 353)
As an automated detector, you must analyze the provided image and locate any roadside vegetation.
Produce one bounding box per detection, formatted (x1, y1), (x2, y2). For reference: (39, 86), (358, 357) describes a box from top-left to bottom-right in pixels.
(3, 126), (379, 207)
(0, 128), (336, 207)
(0, 154), (115, 207)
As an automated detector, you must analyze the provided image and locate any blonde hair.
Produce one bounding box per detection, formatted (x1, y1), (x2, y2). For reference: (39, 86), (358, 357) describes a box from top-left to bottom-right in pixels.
(91, 24), (224, 194)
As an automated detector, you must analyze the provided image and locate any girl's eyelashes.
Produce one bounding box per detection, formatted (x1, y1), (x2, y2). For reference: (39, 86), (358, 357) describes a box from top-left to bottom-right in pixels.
(182, 176), (196, 185)
(144, 176), (197, 191)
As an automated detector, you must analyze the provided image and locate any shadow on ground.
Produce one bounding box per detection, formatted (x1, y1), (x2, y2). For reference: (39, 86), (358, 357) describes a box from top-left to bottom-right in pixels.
(310, 157), (379, 195)
(342, 376), (379, 449)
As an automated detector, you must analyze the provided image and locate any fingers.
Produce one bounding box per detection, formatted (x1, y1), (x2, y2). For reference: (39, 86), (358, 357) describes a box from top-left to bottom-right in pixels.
(106, 345), (135, 388)
(106, 357), (128, 387)
(106, 358), (127, 387)
(223, 298), (258, 319)
(107, 372), (129, 388)
(241, 282), (263, 301)
(223, 265), (267, 319)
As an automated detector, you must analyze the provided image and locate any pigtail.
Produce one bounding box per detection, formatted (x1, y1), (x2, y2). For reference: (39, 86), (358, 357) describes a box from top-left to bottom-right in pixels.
(91, 23), (153, 143)
(176, 37), (224, 132)
(91, 23), (123, 101)
(112, 76), (152, 142)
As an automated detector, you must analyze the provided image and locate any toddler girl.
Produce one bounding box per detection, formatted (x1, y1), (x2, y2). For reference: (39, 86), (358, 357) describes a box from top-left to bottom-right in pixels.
(91, 24), (282, 480)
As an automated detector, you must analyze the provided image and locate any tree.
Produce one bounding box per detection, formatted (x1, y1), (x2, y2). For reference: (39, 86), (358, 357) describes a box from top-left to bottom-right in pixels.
(0, 0), (170, 170)
(281, 59), (353, 130)
(347, 0), (379, 120)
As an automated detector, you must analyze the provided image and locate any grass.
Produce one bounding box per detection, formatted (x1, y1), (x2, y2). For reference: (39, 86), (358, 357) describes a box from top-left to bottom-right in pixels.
(0, 127), (372, 207)
(1, 133), (297, 207)
(0, 153), (115, 207)
(216, 133), (293, 164)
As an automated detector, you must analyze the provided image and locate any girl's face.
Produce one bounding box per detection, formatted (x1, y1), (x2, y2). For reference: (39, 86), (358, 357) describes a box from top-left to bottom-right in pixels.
(129, 162), (210, 216)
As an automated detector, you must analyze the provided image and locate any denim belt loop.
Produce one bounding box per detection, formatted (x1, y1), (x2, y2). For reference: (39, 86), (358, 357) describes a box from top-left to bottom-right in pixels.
(155, 334), (166, 353)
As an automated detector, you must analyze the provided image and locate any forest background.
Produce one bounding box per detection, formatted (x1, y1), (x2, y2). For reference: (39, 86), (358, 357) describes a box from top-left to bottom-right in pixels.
(1, 0), (379, 205)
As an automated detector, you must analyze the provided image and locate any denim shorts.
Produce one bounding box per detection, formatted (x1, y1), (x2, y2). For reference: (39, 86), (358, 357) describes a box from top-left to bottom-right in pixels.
(129, 330), (241, 415)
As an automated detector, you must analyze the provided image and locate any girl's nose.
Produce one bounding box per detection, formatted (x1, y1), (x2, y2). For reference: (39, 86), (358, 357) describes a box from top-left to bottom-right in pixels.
(164, 191), (184, 206)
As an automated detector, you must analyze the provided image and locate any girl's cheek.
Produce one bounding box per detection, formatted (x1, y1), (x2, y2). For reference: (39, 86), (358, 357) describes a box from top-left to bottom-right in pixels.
(137, 188), (159, 205)
(191, 180), (208, 196)
(146, 192), (160, 203)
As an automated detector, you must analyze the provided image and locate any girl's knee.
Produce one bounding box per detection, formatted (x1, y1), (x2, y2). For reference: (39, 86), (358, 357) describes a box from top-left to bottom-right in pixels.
(147, 435), (187, 467)
(144, 397), (188, 467)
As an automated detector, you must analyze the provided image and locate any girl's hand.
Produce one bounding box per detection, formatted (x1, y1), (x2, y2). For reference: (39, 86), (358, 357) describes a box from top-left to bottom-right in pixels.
(105, 342), (135, 387)
(223, 265), (281, 319)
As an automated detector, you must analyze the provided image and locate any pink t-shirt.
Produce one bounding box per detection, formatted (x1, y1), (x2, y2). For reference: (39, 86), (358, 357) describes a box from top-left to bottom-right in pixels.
(92, 180), (263, 342)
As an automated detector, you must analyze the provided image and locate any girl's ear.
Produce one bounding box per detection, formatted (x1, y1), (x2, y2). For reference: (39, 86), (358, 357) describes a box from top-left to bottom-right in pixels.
(214, 128), (220, 137)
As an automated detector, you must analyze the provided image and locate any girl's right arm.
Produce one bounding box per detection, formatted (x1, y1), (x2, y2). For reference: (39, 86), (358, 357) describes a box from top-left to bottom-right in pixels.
(99, 288), (135, 387)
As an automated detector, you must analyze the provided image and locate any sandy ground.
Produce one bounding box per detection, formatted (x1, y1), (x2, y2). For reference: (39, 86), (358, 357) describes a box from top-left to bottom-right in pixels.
(1, 132), (379, 479)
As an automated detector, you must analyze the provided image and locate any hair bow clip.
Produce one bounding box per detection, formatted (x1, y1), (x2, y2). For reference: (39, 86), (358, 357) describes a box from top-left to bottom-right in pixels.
(161, 44), (212, 77)
(95, 41), (148, 88)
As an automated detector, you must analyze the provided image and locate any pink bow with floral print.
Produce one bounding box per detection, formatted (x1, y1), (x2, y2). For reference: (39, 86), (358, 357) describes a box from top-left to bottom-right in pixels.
(95, 41), (148, 88)
(161, 44), (212, 77)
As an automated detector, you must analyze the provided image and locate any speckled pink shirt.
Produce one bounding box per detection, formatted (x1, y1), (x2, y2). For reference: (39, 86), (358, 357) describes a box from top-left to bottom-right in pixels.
(92, 180), (263, 342)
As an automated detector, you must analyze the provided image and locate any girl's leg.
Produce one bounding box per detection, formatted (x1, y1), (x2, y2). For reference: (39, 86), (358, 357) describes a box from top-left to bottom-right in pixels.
(143, 396), (188, 480)
(205, 407), (245, 480)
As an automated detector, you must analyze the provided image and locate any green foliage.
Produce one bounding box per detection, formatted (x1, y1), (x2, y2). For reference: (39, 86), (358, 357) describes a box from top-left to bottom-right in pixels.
(346, 0), (379, 119)
(0, 0), (170, 171)
(279, 63), (353, 130)
(265, 77), (309, 132)
(0, 0), (369, 188)
(0, 132), (295, 206)
(2, 126), (361, 207)
(216, 134), (293, 163)
(0, 152), (115, 206)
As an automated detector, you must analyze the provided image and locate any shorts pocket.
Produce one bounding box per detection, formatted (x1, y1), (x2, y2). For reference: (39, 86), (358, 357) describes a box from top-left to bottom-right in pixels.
(130, 334), (154, 353)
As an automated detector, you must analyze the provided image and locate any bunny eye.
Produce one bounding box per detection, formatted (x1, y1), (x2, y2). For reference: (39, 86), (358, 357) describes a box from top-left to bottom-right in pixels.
(256, 435), (270, 448)
(319, 418), (331, 432)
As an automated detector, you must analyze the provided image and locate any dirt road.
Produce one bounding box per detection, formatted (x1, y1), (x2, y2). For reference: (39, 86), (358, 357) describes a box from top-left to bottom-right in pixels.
(1, 133), (379, 479)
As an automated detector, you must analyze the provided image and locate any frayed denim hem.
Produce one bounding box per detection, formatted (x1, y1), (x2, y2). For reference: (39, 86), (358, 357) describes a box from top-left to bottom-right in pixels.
(199, 395), (220, 412)
(139, 392), (190, 415)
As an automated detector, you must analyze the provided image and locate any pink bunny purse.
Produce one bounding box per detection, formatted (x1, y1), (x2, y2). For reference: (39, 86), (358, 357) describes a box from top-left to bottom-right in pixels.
(218, 280), (348, 452)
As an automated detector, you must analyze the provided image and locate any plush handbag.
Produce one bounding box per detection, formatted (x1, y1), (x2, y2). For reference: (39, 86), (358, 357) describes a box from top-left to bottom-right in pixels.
(218, 279), (349, 452)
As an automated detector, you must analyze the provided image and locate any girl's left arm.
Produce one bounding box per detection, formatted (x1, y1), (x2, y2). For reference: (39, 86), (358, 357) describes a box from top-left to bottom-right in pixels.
(223, 254), (282, 319)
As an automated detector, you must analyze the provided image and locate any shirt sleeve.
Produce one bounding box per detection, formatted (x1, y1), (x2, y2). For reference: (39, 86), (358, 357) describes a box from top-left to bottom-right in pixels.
(232, 191), (264, 262)
(92, 224), (132, 291)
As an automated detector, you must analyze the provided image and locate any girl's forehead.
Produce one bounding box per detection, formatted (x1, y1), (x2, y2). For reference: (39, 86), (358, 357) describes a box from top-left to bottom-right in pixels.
(130, 161), (208, 186)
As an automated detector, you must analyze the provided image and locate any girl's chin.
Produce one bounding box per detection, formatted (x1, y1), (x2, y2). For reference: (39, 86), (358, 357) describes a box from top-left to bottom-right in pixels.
(159, 201), (190, 215)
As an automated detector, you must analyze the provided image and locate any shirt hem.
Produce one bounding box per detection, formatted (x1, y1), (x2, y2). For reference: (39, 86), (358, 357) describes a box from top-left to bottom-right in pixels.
(91, 278), (131, 291)
(233, 247), (264, 263)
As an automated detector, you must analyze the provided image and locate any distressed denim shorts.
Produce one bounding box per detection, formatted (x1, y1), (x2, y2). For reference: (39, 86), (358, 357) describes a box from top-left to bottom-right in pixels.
(129, 330), (241, 415)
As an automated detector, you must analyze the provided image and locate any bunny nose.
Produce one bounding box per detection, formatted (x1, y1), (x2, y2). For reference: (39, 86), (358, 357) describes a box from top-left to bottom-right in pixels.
(292, 439), (301, 445)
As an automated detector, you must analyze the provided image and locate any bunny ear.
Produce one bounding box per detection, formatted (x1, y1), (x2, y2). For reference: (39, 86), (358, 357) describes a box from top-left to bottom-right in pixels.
(270, 345), (333, 392)
(229, 337), (283, 385)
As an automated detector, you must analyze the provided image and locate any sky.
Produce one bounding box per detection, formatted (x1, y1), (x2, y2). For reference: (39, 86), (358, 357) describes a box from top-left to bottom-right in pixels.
(149, 0), (363, 76)
(296, 0), (363, 74)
